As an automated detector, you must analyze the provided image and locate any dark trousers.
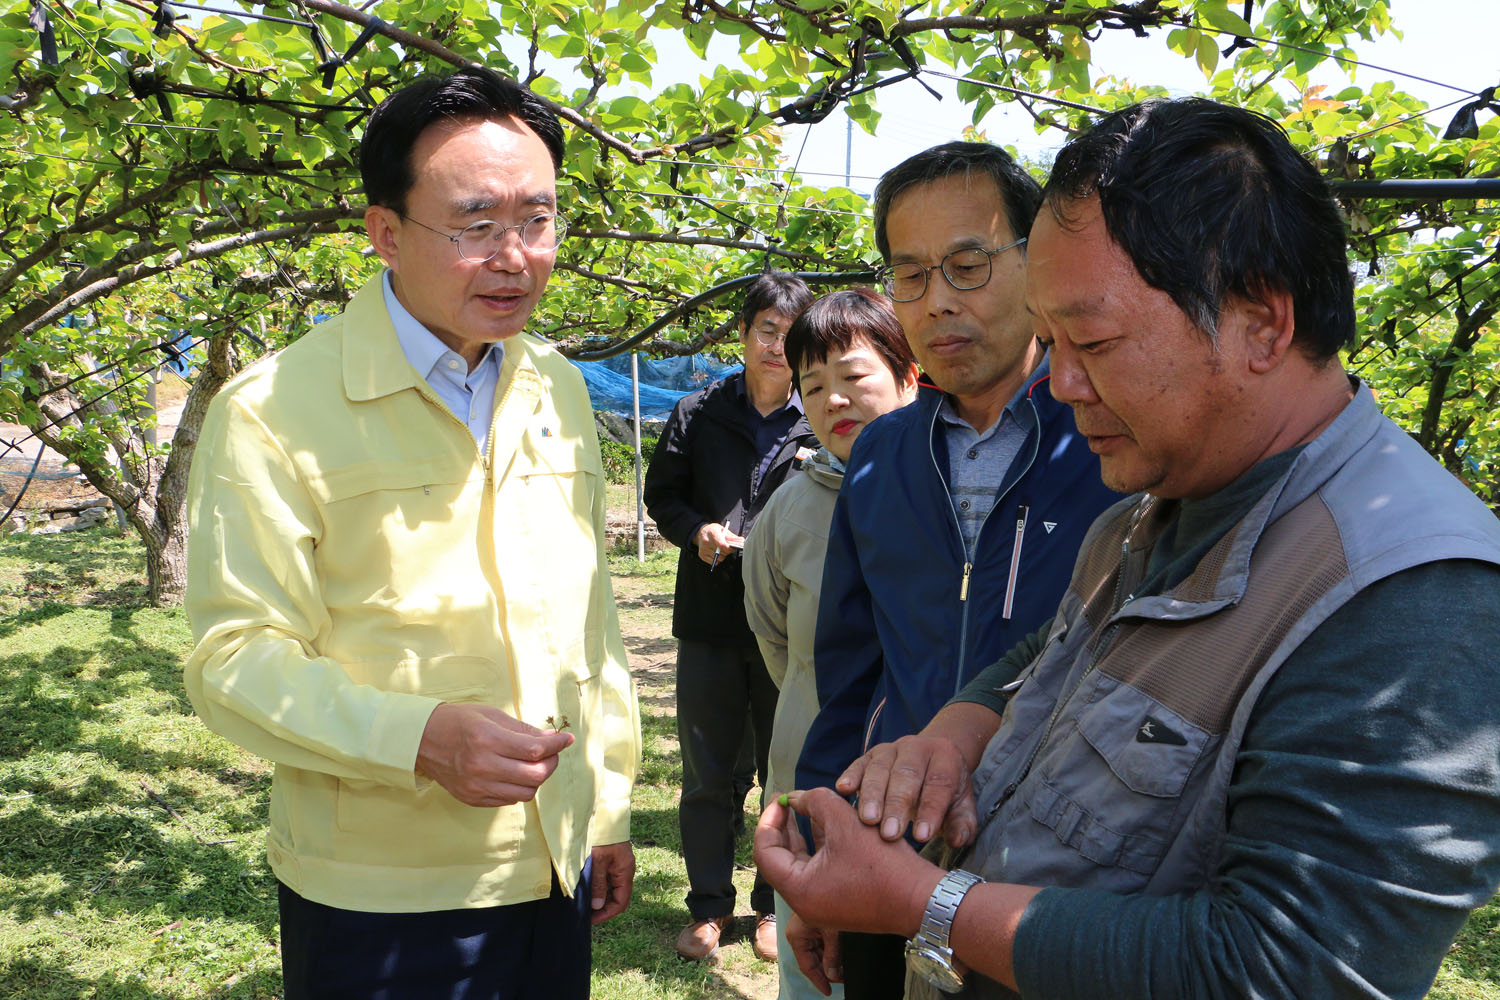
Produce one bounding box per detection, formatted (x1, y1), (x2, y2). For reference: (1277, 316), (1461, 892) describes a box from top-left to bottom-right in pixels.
(840, 931), (908, 1000)
(676, 638), (779, 918)
(278, 862), (592, 1000)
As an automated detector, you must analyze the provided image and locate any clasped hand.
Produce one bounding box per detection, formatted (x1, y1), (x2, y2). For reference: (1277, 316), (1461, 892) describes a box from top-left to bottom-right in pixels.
(837, 733), (979, 847)
(754, 788), (943, 996)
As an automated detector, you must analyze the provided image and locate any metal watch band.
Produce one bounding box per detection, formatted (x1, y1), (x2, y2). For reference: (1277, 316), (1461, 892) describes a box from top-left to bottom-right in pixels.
(920, 868), (984, 949)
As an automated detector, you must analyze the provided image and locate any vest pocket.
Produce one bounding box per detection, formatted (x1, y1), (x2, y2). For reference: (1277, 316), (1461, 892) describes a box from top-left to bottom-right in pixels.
(1075, 674), (1209, 797)
(1024, 673), (1212, 875)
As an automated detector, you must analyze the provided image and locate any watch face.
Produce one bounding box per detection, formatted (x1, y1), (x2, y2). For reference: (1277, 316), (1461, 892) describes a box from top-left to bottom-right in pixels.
(905, 941), (966, 993)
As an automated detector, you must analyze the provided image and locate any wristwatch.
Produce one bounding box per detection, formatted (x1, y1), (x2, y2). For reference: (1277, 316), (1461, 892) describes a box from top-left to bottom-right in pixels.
(905, 868), (984, 993)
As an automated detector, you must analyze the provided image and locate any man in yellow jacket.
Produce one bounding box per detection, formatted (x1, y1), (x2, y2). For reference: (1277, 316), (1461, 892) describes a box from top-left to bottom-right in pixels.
(184, 67), (640, 1000)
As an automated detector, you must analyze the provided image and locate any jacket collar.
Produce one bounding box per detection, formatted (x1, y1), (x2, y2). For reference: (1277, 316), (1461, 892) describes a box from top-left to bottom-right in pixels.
(802, 446), (846, 489)
(1119, 378), (1374, 621)
(342, 275), (425, 403)
(727, 367), (803, 417)
(341, 273), (544, 410)
(488, 337), (547, 468)
(916, 354), (1058, 423)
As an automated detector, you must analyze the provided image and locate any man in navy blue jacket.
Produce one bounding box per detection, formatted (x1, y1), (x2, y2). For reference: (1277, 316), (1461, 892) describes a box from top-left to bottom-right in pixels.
(794, 143), (1121, 996)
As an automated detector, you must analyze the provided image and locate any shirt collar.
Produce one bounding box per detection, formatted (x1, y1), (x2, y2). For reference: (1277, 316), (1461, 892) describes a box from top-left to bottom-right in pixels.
(382, 269), (501, 383)
(935, 362), (1036, 431)
(732, 369), (802, 417)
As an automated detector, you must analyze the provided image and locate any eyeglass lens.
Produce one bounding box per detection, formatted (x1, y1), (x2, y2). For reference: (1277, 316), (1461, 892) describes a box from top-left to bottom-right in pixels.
(882, 247), (994, 302)
(456, 215), (567, 261)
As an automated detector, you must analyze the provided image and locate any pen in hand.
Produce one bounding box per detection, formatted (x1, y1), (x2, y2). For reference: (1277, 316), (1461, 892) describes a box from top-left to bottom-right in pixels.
(710, 549), (720, 572)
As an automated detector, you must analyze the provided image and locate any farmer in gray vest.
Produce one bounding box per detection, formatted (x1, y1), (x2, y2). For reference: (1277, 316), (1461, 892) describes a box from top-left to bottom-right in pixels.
(756, 97), (1500, 1000)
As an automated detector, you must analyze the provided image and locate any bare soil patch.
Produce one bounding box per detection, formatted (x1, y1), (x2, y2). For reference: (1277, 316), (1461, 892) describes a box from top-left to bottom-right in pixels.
(611, 553), (781, 1000)
(1, 371), (190, 517)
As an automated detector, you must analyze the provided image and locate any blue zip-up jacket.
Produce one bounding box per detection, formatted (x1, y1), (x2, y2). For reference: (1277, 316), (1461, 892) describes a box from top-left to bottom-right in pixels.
(795, 361), (1122, 794)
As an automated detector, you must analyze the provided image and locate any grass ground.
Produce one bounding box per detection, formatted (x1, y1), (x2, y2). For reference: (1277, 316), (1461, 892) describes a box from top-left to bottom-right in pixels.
(0, 528), (774, 999)
(2, 526), (1498, 998)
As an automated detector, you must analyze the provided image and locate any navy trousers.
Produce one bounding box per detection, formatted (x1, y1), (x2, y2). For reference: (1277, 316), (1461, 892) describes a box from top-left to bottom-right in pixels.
(840, 931), (907, 1000)
(278, 861), (592, 1000)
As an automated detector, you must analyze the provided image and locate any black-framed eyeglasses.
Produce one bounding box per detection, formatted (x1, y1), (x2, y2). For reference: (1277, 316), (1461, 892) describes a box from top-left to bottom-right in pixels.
(875, 238), (1028, 302)
(401, 213), (568, 262)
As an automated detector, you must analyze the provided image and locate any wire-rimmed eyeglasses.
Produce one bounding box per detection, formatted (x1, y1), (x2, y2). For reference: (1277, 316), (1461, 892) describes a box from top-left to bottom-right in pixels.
(875, 238), (1028, 302)
(401, 213), (568, 262)
(752, 327), (790, 348)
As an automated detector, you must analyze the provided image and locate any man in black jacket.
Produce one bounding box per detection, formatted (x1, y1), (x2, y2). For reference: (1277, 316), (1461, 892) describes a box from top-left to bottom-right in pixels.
(645, 271), (817, 962)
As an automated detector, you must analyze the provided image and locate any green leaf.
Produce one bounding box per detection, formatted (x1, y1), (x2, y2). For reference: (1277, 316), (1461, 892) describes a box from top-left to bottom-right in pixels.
(1196, 1), (1253, 36)
(237, 118), (263, 158)
(619, 50), (651, 74)
(105, 26), (149, 52)
(1311, 111), (1343, 137)
(1195, 34), (1219, 76)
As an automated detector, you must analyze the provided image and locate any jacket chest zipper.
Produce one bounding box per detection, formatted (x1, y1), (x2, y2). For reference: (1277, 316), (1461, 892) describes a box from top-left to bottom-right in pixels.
(745, 427), (811, 529)
(413, 380), (490, 472)
(1002, 505), (1029, 620)
(989, 500), (1150, 817)
(928, 396), (1042, 687)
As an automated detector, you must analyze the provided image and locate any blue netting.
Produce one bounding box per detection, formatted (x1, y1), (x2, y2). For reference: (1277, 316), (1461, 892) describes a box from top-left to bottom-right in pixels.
(572, 354), (742, 420)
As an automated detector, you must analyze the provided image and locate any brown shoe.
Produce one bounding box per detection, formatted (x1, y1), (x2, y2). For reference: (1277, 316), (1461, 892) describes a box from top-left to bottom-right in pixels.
(751, 911), (777, 962)
(676, 915), (734, 961)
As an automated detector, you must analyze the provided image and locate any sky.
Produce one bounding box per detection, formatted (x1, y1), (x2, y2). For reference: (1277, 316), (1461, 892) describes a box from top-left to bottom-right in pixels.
(493, 1), (1500, 218)
(765, 0), (1500, 195)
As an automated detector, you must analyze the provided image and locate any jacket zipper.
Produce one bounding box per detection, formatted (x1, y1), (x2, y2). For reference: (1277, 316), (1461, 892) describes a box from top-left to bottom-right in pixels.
(412, 379), (491, 475)
(741, 418), (814, 534)
(862, 696), (888, 754)
(989, 497), (1153, 817)
(1002, 504), (1029, 620)
(928, 395), (1043, 695)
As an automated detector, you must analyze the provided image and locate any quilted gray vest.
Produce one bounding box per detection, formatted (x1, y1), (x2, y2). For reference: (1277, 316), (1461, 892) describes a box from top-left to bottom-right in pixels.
(912, 386), (1500, 1000)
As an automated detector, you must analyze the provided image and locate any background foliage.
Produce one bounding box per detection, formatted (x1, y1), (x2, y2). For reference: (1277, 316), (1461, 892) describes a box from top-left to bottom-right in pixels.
(1, 0), (1496, 595)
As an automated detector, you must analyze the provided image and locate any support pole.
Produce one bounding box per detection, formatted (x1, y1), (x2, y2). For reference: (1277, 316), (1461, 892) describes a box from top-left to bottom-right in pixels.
(632, 351), (645, 563)
(845, 116), (853, 188)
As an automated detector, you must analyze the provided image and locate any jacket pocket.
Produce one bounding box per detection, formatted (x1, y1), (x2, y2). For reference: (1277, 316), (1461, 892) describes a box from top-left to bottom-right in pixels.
(1026, 672), (1212, 876)
(310, 458), (484, 618)
(332, 656), (520, 852)
(563, 631), (606, 774)
(333, 775), (530, 860)
(309, 455), (474, 505)
(340, 653), (498, 701)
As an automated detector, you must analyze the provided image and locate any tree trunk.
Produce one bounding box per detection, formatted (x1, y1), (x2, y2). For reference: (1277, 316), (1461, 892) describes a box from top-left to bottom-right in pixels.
(24, 336), (239, 608)
(144, 440), (195, 607)
(1417, 303), (1492, 456)
(144, 519), (188, 606)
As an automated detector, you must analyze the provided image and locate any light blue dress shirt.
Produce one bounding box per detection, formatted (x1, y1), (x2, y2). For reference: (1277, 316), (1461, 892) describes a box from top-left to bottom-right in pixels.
(936, 371), (1035, 558)
(382, 270), (503, 449)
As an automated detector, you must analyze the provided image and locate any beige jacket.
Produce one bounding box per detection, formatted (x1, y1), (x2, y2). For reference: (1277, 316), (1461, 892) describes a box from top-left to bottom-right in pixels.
(742, 448), (843, 798)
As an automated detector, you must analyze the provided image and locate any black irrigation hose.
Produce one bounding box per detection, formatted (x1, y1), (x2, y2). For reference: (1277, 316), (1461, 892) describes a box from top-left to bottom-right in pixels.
(0, 446), (45, 525)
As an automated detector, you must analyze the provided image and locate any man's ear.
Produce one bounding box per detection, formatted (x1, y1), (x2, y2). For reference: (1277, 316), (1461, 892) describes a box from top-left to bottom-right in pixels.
(899, 361), (920, 400)
(1236, 287), (1296, 375)
(365, 204), (402, 270)
(737, 319), (749, 343)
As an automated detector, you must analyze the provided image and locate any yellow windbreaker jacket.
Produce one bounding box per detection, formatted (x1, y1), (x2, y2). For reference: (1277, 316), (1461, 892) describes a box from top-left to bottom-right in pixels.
(184, 275), (639, 912)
